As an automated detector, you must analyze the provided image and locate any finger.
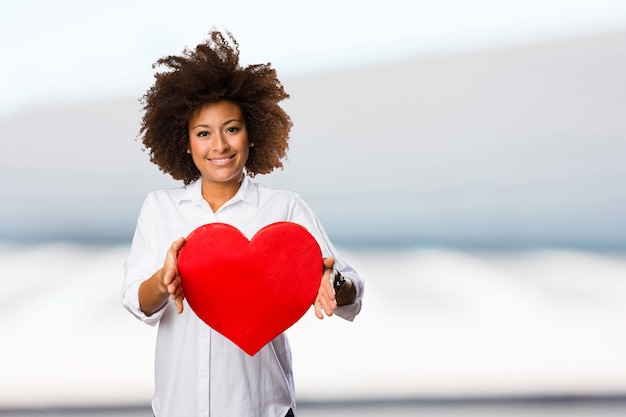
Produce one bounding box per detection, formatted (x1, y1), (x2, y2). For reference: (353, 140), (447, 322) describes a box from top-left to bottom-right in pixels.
(324, 276), (336, 299)
(315, 281), (336, 318)
(168, 284), (178, 299)
(314, 301), (323, 319)
(167, 280), (182, 297)
(321, 262), (336, 297)
(314, 296), (328, 319)
(169, 279), (185, 313)
(164, 237), (185, 282)
(318, 289), (336, 316)
(166, 237), (185, 268)
(320, 276), (335, 301)
(174, 296), (184, 314)
(315, 258), (337, 320)
(172, 236), (186, 251)
(162, 270), (176, 291)
(323, 295), (337, 316)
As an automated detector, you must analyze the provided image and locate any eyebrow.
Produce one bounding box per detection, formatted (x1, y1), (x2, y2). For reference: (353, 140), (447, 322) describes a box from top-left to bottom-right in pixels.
(191, 119), (242, 130)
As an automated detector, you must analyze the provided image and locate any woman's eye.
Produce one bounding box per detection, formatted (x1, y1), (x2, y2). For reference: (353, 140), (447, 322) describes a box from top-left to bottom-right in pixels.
(197, 131), (209, 137)
(227, 126), (240, 133)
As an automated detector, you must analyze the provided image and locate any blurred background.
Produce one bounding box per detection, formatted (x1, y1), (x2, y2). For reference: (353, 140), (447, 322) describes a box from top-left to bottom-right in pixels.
(1, 0), (626, 415)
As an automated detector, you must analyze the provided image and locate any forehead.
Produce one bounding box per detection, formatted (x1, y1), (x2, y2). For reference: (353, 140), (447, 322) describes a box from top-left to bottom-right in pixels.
(190, 100), (244, 124)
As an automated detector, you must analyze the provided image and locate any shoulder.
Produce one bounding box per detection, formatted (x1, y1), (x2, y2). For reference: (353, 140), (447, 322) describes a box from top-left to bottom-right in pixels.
(252, 180), (305, 205)
(250, 179), (318, 221)
(141, 183), (189, 207)
(146, 185), (185, 198)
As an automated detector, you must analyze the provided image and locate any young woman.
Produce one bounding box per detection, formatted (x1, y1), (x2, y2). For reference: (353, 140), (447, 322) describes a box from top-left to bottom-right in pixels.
(122, 30), (364, 417)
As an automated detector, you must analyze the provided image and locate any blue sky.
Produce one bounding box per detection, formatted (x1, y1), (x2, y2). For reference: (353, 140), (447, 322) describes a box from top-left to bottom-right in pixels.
(2, 0), (626, 117)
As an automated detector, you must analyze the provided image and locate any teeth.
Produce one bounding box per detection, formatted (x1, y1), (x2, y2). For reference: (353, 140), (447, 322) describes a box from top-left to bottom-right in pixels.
(211, 157), (232, 163)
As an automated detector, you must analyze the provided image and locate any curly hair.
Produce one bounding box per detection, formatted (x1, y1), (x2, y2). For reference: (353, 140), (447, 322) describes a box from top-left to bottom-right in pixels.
(139, 30), (292, 184)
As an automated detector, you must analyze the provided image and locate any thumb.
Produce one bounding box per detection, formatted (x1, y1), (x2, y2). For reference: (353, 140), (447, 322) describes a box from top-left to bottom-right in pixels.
(323, 257), (335, 270)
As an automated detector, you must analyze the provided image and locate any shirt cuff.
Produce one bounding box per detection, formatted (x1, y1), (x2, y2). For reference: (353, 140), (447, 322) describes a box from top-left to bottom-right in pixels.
(122, 280), (166, 326)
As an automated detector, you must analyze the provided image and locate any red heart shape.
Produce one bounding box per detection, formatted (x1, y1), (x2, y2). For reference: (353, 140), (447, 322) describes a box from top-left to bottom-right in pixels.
(177, 222), (322, 356)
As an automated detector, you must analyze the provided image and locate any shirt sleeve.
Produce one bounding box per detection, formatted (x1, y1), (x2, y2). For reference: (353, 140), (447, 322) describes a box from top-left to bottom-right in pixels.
(288, 195), (364, 322)
(122, 193), (167, 326)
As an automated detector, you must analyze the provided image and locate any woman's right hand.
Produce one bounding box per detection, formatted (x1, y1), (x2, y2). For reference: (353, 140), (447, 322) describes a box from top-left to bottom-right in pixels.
(162, 237), (186, 314)
(139, 237), (186, 316)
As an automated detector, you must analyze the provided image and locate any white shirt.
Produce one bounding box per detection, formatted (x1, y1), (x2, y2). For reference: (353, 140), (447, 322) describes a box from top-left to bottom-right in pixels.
(122, 176), (364, 417)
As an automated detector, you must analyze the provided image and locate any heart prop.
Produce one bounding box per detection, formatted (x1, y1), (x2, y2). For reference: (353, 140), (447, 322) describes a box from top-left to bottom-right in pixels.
(177, 222), (322, 356)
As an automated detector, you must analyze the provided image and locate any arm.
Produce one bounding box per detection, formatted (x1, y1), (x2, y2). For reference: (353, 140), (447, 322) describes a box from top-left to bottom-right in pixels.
(122, 193), (188, 324)
(287, 193), (364, 321)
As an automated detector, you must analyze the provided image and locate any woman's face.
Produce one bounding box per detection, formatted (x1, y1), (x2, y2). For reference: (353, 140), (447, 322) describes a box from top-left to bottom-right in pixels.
(188, 100), (250, 189)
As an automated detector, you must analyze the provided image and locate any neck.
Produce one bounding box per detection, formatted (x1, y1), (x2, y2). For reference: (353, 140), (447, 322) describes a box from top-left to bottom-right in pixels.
(201, 175), (243, 212)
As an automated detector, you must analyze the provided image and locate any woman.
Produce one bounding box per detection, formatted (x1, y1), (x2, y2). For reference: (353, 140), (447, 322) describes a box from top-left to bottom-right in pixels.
(122, 30), (364, 417)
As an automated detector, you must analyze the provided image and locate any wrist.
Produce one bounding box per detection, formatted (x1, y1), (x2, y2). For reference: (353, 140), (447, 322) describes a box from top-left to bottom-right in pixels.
(157, 268), (170, 295)
(333, 270), (346, 297)
(333, 270), (355, 306)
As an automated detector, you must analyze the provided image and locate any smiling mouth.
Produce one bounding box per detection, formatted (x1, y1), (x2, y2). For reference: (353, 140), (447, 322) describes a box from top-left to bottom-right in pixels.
(208, 155), (235, 165)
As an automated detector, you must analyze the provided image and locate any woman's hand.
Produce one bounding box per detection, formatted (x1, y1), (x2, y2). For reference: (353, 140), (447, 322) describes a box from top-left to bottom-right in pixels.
(162, 237), (186, 314)
(314, 257), (338, 319)
(139, 237), (186, 316)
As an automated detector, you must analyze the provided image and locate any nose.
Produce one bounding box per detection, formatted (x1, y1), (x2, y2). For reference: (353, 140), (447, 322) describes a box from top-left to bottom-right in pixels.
(212, 132), (230, 153)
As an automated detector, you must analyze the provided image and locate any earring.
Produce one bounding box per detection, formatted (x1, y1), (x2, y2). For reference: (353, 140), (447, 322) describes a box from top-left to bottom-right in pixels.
(186, 149), (191, 154)
(249, 143), (255, 148)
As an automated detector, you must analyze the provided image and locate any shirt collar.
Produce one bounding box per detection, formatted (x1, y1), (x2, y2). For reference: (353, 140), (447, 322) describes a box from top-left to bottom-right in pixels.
(179, 175), (258, 208)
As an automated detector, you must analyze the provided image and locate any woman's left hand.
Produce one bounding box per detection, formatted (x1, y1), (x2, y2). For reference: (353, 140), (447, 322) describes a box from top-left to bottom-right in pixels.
(314, 257), (338, 319)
